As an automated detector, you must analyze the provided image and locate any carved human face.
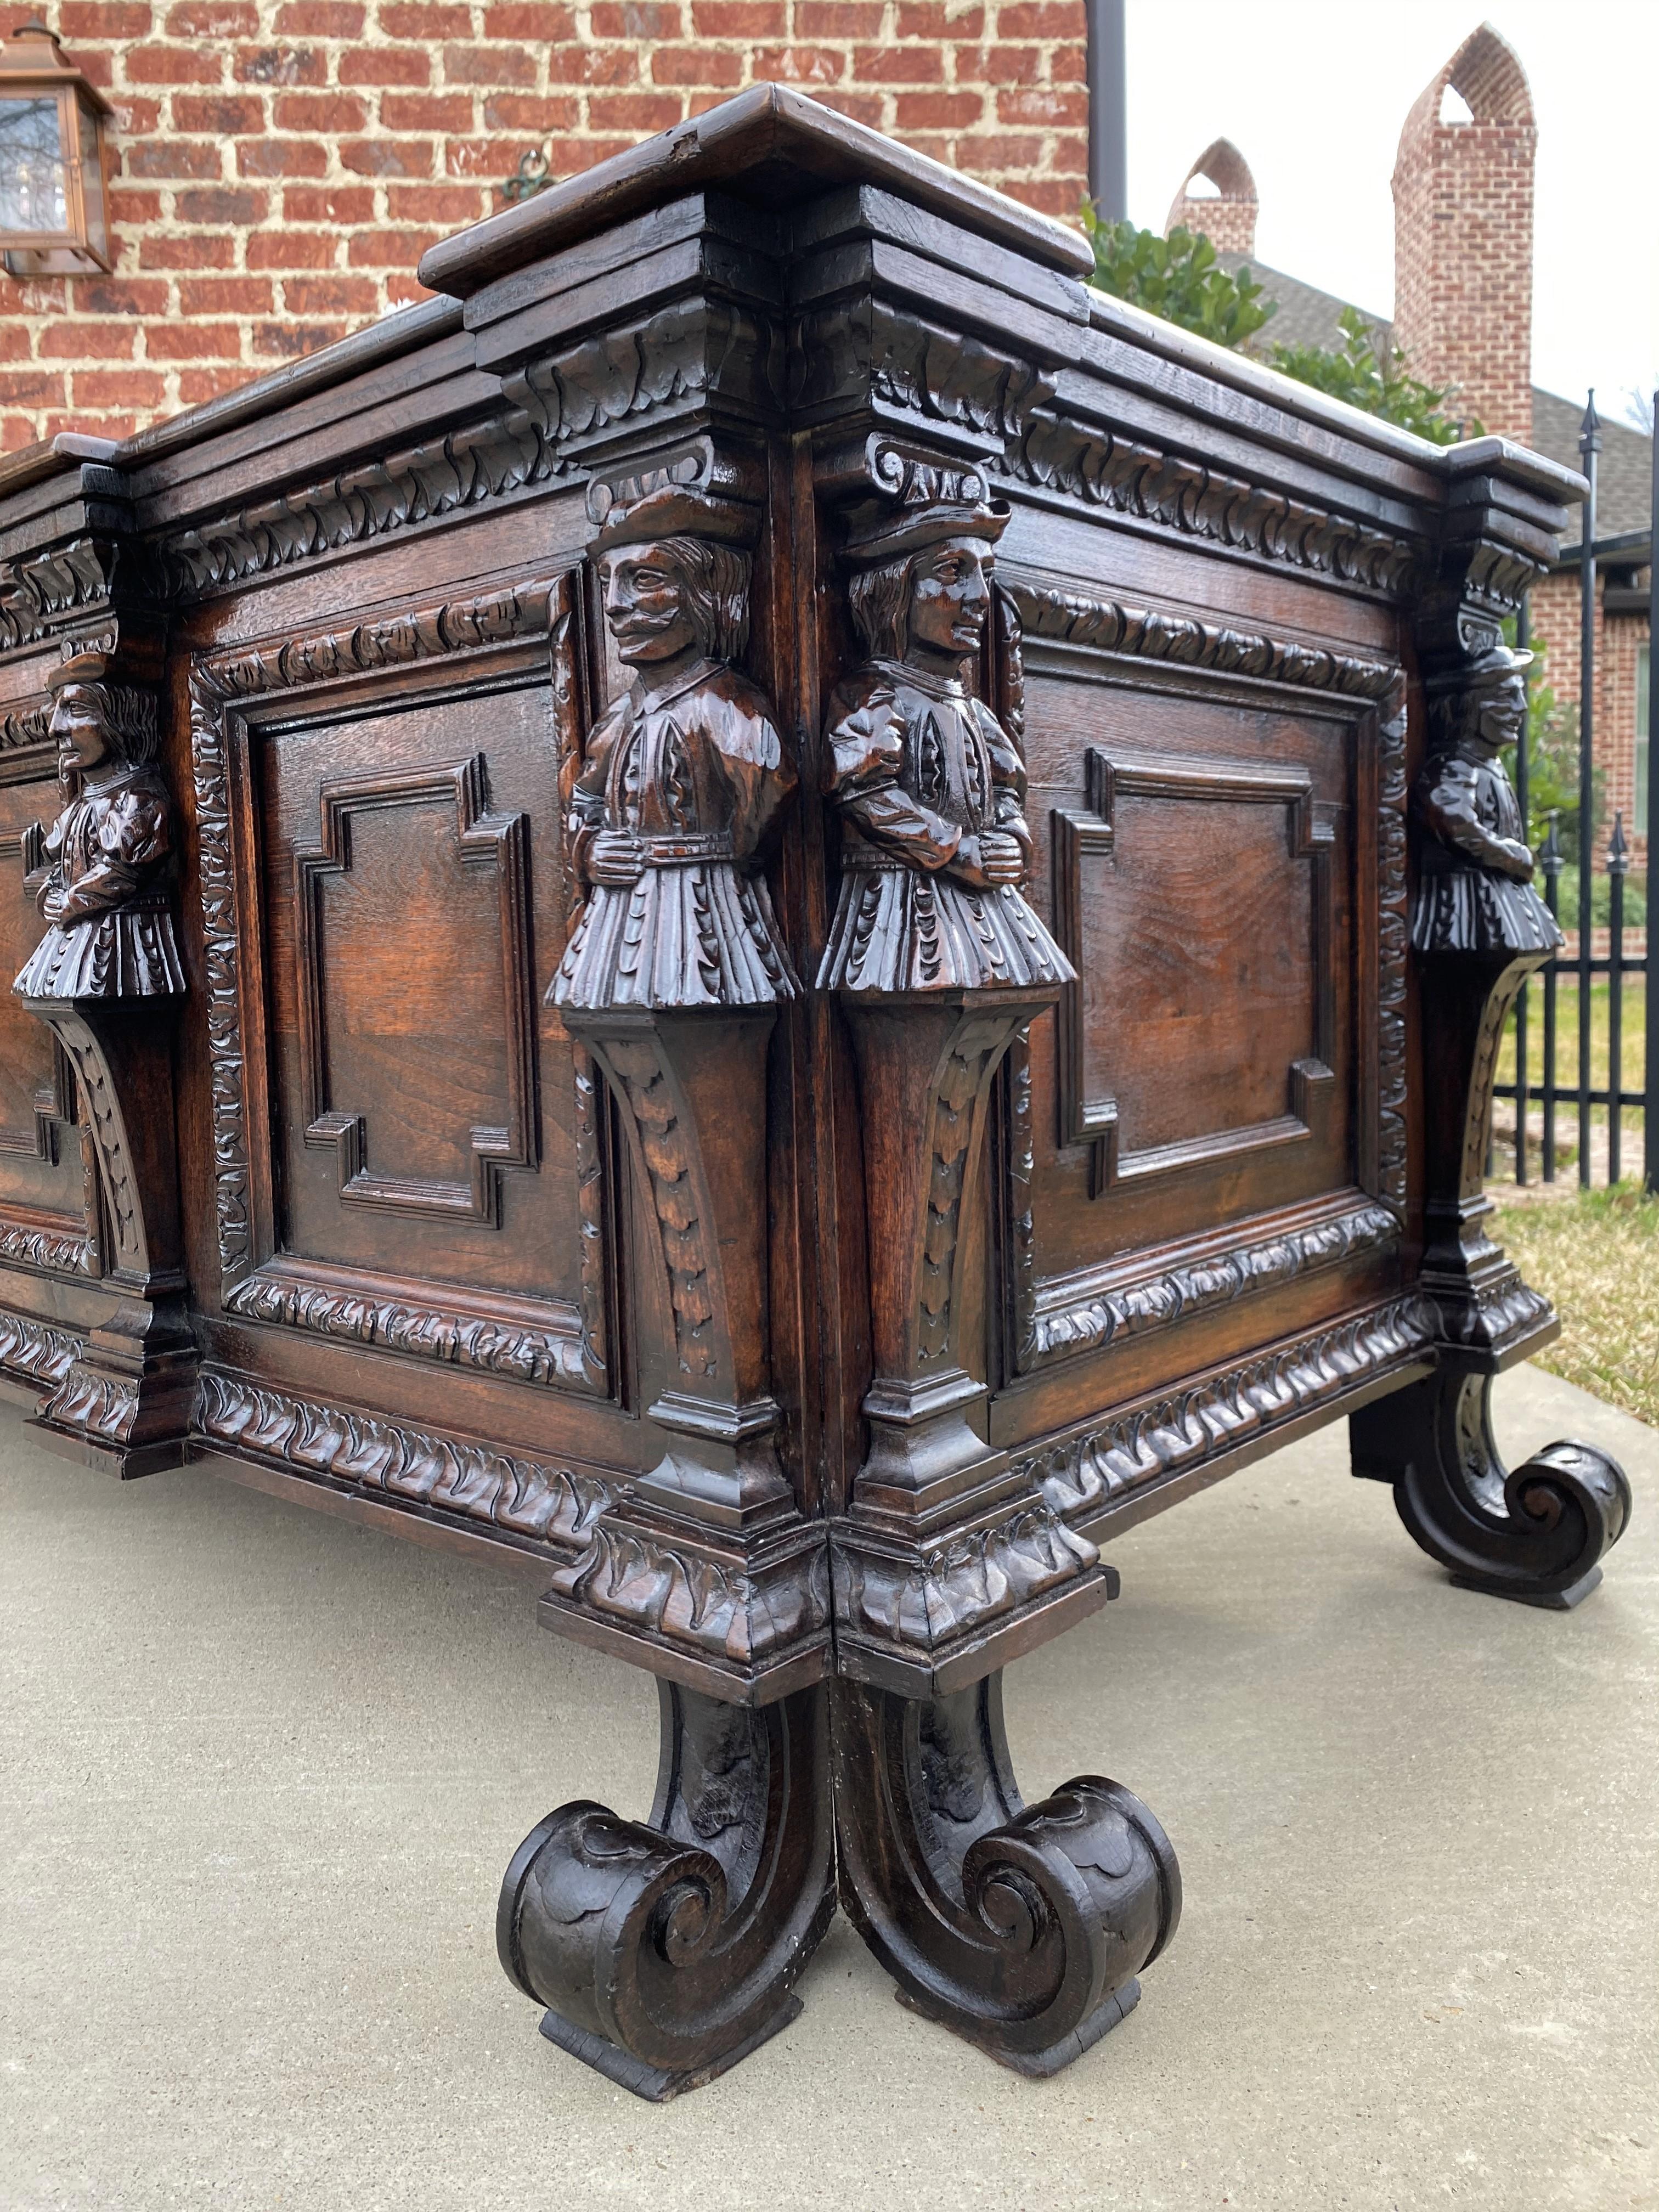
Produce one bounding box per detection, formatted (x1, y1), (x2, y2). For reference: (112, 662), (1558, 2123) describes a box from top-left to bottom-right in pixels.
(602, 541), (699, 667)
(50, 684), (111, 775)
(1475, 672), (1526, 751)
(906, 535), (994, 663)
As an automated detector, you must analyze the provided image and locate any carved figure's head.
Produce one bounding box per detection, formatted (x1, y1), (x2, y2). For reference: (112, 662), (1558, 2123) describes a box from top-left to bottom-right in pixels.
(590, 486), (755, 673)
(1431, 641), (1533, 759)
(843, 474), (1009, 673)
(47, 654), (159, 778)
(600, 536), (751, 668)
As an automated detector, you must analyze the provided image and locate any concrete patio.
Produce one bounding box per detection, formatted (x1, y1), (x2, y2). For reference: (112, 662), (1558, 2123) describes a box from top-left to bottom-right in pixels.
(2, 1364), (1655, 2212)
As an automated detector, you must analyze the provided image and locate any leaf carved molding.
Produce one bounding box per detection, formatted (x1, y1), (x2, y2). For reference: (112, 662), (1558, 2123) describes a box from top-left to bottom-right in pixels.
(195, 1369), (612, 1547)
(1024, 1294), (1439, 1526)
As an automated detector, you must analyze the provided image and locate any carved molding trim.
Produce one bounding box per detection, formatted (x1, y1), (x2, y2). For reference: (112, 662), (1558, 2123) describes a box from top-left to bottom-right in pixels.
(0, 538), (120, 651)
(222, 1267), (590, 1387)
(509, 295), (781, 456)
(832, 1499), (1098, 1656)
(795, 300), (1056, 460)
(189, 574), (612, 1393)
(1009, 580), (1400, 699)
(600, 1035), (719, 1382)
(194, 1368), (612, 1546)
(1459, 540), (1542, 623)
(1429, 1266), (1553, 1358)
(158, 297), (778, 601)
(202, 582), (544, 703)
(190, 646), (252, 1280)
(0, 699), (52, 753)
(548, 1517), (831, 1673)
(1373, 684), (1410, 1213)
(1011, 417), (1420, 596)
(1023, 1293), (1437, 1525)
(0, 1305), (81, 1389)
(44, 1362), (144, 1446)
(919, 1014), (1015, 1370)
(0, 1217), (98, 1278)
(159, 414), (561, 600)
(1019, 1198), (1400, 1372)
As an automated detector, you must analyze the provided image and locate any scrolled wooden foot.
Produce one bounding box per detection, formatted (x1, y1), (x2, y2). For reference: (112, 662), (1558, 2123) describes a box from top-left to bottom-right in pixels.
(497, 1679), (834, 2100)
(832, 1671), (1179, 2075)
(1352, 1363), (1631, 1607)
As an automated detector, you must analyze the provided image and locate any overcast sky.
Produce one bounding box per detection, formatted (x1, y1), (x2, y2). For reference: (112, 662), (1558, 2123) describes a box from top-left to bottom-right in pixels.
(1124, 0), (1657, 428)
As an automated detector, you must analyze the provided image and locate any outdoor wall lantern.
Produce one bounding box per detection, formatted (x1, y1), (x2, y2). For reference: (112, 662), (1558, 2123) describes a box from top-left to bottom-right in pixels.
(0, 21), (112, 278)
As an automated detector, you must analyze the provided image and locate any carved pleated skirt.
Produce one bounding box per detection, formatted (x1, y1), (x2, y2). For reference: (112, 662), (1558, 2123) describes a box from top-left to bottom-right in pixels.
(14, 906), (187, 1000)
(552, 861), (799, 1011)
(816, 859), (1074, 995)
(1409, 871), (1562, 958)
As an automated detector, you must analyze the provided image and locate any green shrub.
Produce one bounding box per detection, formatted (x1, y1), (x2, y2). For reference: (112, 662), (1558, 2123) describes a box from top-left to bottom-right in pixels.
(1266, 307), (1479, 445)
(1081, 208), (1277, 351)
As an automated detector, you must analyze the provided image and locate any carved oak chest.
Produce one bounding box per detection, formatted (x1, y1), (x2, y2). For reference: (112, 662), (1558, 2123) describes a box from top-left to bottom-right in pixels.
(0, 87), (1628, 2097)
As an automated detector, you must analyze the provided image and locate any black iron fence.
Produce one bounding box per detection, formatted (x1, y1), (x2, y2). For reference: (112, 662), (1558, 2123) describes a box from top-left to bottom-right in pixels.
(1491, 391), (1658, 1192)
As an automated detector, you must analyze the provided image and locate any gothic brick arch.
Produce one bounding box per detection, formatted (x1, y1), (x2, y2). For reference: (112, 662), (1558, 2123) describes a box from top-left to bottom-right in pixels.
(1164, 136), (1258, 255)
(1392, 20), (1537, 443)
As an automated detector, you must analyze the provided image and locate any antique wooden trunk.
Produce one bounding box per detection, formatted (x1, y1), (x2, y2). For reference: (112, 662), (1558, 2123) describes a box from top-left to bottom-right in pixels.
(0, 88), (1629, 2096)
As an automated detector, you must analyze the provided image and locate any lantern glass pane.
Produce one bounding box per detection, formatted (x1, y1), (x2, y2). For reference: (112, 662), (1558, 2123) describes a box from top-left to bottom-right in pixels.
(0, 94), (66, 235)
(76, 94), (105, 259)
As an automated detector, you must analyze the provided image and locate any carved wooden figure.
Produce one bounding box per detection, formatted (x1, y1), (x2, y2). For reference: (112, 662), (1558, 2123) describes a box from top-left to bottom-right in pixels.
(13, 651), (194, 1475)
(1351, 633), (1629, 1604)
(0, 86), (1629, 2098)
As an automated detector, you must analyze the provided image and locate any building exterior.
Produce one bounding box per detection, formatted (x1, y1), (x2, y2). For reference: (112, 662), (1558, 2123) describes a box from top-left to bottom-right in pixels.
(0, 11), (1646, 857)
(0, 0), (1088, 447)
(1182, 22), (1652, 867)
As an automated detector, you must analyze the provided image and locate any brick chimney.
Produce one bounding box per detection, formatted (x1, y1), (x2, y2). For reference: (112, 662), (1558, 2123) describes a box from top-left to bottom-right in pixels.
(1164, 139), (1258, 256)
(1392, 21), (1536, 443)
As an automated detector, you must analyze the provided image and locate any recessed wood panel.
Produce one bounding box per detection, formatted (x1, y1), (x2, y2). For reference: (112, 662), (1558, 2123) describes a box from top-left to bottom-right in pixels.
(0, 782), (86, 1233)
(262, 691), (560, 1293)
(1011, 654), (1367, 1329)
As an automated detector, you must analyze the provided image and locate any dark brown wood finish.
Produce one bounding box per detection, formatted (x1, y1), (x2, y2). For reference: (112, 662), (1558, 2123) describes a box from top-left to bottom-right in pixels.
(0, 88), (1629, 2094)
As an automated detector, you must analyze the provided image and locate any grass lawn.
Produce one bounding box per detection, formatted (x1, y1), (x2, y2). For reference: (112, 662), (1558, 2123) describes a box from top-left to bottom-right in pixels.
(1489, 1183), (1659, 1428)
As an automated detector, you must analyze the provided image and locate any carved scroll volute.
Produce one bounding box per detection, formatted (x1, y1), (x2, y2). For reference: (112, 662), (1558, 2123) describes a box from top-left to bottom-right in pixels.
(815, 458), (1105, 1692)
(540, 466), (829, 1699)
(12, 647), (196, 1476)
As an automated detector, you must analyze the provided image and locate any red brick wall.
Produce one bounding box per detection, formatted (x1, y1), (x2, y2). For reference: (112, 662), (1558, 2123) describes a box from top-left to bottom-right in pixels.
(0, 0), (1087, 447)
(1391, 21), (1534, 444)
(1528, 568), (1649, 868)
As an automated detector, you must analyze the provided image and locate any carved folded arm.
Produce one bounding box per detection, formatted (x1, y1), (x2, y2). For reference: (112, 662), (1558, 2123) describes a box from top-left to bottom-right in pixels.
(52, 793), (171, 924)
(564, 709), (623, 886)
(706, 701), (795, 865)
(1416, 758), (1534, 882)
(825, 690), (962, 872)
(979, 699), (1035, 872)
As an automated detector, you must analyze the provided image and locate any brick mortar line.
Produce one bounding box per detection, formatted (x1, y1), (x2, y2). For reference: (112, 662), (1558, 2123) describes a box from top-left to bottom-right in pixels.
(0, 2), (1088, 439)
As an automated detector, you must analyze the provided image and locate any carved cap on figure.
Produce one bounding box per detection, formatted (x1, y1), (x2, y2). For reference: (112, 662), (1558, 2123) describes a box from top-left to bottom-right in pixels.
(1425, 640), (1533, 697)
(840, 467), (1009, 569)
(588, 482), (758, 556)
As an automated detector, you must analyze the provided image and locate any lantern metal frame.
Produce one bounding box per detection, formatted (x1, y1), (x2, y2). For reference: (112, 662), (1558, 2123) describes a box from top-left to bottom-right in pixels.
(0, 20), (114, 279)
